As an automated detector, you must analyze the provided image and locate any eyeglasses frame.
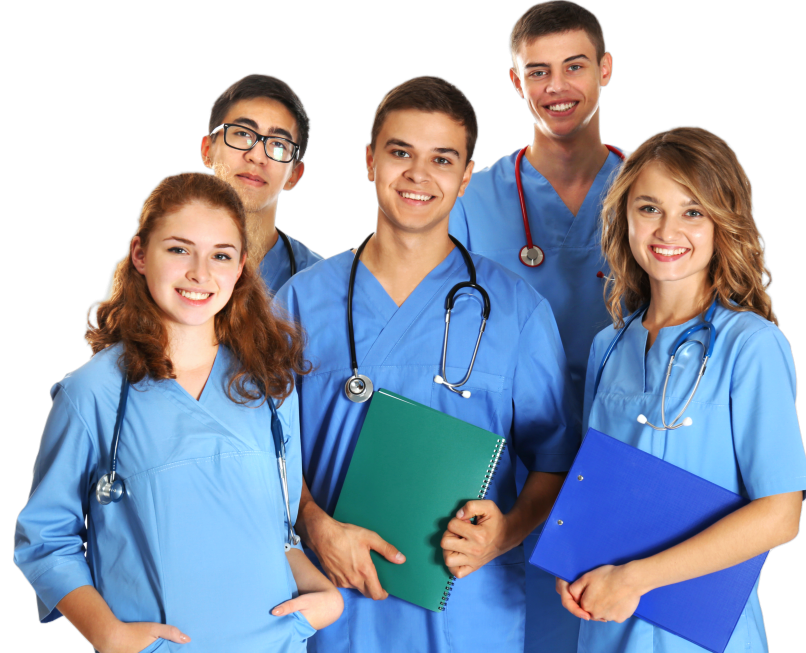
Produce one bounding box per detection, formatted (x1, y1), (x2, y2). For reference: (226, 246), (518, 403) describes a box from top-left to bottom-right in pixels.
(210, 123), (300, 163)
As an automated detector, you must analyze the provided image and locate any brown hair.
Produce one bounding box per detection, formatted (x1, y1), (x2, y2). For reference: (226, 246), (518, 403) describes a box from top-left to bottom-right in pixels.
(209, 74), (310, 161)
(511, 1), (605, 65)
(600, 127), (776, 327)
(370, 76), (478, 164)
(86, 173), (310, 403)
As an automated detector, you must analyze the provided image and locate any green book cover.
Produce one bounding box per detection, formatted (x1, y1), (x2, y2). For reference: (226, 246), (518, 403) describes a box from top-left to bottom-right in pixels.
(332, 388), (506, 612)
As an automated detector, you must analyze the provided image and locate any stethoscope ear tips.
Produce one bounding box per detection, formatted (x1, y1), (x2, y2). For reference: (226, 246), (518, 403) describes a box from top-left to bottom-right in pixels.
(637, 414), (648, 424)
(434, 375), (444, 384)
(682, 417), (693, 426)
(460, 390), (471, 399)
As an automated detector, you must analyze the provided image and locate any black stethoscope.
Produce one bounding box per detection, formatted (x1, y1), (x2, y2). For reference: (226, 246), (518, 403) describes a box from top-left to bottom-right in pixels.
(96, 374), (301, 548)
(343, 234), (491, 403)
(277, 228), (297, 277)
(515, 145), (625, 268)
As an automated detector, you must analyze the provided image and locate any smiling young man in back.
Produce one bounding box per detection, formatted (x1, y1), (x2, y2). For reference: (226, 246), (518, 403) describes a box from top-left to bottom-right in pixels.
(201, 75), (322, 291)
(275, 76), (578, 652)
(449, 5), (623, 650)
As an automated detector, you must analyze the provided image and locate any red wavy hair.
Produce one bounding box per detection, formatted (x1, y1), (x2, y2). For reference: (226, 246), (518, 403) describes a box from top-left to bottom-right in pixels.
(86, 172), (309, 404)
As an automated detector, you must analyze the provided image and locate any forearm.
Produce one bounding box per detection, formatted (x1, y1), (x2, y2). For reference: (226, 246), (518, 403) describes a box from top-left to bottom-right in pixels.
(501, 470), (566, 552)
(295, 476), (333, 550)
(285, 548), (335, 595)
(57, 585), (121, 651)
(628, 491), (802, 594)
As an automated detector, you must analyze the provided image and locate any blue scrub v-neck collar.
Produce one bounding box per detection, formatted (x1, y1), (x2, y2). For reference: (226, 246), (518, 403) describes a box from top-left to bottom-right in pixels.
(168, 344), (224, 405)
(259, 232), (290, 290)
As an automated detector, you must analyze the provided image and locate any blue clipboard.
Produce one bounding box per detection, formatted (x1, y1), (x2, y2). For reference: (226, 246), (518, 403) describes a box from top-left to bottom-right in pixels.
(529, 428), (767, 653)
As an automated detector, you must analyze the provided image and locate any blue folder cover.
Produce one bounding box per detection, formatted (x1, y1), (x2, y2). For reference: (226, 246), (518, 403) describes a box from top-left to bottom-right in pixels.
(529, 428), (767, 653)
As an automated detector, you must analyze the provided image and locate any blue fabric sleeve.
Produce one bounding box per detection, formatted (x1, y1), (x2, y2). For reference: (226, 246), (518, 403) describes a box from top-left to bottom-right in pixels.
(14, 384), (97, 622)
(730, 326), (806, 499)
(582, 338), (599, 435)
(448, 198), (470, 247)
(511, 299), (580, 472)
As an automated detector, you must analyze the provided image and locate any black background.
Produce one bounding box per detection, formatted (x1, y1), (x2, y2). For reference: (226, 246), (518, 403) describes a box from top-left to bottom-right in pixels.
(14, 2), (806, 651)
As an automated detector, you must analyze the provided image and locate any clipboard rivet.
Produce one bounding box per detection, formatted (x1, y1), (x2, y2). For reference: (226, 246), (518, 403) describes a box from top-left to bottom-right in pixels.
(557, 519), (563, 525)
(577, 475), (584, 481)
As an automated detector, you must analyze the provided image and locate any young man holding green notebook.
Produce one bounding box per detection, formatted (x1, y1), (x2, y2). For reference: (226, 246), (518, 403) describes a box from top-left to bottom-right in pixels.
(275, 76), (579, 652)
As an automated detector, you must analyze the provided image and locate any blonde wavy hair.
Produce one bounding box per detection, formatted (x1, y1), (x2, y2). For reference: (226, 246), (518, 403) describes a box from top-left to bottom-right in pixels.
(600, 127), (776, 327)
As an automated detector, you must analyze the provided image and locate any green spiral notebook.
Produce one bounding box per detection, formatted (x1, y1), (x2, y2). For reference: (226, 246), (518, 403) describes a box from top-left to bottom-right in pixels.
(332, 388), (506, 612)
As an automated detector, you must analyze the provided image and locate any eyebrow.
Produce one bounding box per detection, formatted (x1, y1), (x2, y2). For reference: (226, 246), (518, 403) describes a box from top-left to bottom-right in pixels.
(633, 195), (702, 207)
(385, 139), (462, 159)
(231, 117), (295, 141)
(524, 53), (590, 69)
(163, 236), (237, 250)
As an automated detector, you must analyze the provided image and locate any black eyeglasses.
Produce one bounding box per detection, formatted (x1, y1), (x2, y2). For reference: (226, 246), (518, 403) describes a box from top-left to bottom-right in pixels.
(210, 123), (299, 163)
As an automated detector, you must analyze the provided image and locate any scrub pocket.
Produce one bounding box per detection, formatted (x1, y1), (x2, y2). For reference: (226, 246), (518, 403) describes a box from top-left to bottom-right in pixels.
(135, 638), (166, 653)
(429, 368), (505, 433)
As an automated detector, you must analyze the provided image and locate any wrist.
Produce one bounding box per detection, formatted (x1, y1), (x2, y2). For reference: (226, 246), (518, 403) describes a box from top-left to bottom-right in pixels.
(621, 559), (655, 596)
(499, 510), (523, 554)
(95, 616), (125, 653)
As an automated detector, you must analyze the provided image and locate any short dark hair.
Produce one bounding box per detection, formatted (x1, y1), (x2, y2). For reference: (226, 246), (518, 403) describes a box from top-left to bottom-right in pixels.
(208, 74), (310, 161)
(370, 76), (478, 164)
(511, 1), (605, 65)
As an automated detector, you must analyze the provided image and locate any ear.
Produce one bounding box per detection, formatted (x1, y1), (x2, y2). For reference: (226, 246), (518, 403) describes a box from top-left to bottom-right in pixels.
(510, 68), (525, 99)
(283, 161), (305, 191)
(131, 236), (147, 275)
(366, 144), (376, 182)
(599, 53), (613, 88)
(201, 135), (213, 168)
(457, 160), (475, 198)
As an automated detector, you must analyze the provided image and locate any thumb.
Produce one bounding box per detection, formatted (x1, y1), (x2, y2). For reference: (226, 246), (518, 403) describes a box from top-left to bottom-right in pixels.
(369, 532), (406, 564)
(455, 500), (494, 521)
(272, 594), (312, 617)
(153, 624), (191, 644)
(568, 577), (587, 602)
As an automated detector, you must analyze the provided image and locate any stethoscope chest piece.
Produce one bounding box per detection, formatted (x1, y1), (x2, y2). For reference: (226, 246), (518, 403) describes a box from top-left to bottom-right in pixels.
(96, 473), (124, 505)
(519, 245), (545, 268)
(345, 372), (373, 403)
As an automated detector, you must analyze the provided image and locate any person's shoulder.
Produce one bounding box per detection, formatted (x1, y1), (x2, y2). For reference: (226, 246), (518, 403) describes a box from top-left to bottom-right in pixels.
(716, 304), (790, 354)
(463, 151), (519, 198)
(53, 343), (126, 410)
(276, 251), (351, 300)
(286, 233), (324, 268)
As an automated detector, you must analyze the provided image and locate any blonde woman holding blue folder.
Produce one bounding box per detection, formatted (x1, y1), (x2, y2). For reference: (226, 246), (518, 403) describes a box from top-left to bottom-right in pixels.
(556, 128), (806, 653)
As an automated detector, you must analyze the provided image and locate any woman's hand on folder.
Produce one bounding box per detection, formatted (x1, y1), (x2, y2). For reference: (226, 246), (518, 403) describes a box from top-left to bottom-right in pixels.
(562, 564), (643, 623)
(309, 517), (407, 600)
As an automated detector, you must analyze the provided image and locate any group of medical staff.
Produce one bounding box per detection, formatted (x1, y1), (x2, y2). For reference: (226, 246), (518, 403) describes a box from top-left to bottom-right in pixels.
(14, 2), (806, 653)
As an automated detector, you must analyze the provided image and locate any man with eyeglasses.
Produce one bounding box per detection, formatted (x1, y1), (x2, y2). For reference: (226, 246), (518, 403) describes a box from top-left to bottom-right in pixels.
(201, 74), (322, 290)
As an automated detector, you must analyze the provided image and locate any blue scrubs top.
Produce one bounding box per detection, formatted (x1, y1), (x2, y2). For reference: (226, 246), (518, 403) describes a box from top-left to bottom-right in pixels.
(450, 148), (623, 653)
(275, 248), (578, 653)
(582, 304), (806, 653)
(260, 231), (323, 293)
(14, 344), (315, 653)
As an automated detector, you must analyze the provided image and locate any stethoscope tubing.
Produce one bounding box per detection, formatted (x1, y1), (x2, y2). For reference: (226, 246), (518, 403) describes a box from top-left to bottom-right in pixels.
(276, 228), (297, 278)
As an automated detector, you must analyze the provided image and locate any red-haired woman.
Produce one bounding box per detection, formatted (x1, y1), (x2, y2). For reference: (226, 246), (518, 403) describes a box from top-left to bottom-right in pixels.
(14, 173), (342, 653)
(556, 128), (805, 653)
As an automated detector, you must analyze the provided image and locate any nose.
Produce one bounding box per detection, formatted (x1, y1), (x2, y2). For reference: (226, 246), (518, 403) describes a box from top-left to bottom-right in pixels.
(187, 253), (211, 284)
(404, 155), (430, 185)
(654, 215), (681, 242)
(546, 70), (570, 94)
(245, 137), (268, 166)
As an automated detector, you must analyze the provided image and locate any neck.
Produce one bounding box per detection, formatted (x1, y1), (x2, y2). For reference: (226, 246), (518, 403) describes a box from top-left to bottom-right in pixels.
(246, 203), (279, 264)
(166, 321), (219, 376)
(644, 277), (712, 330)
(360, 213), (454, 307)
(526, 113), (608, 187)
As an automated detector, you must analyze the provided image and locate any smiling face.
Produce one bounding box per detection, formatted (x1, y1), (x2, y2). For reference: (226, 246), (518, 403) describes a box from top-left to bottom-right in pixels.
(201, 97), (304, 214)
(511, 29), (611, 140)
(367, 109), (473, 235)
(131, 200), (245, 336)
(627, 162), (715, 295)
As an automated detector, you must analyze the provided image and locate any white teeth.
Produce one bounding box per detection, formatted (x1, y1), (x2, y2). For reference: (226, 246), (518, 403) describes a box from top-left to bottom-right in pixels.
(652, 246), (688, 257)
(548, 102), (576, 111)
(400, 192), (433, 201)
(179, 290), (211, 300)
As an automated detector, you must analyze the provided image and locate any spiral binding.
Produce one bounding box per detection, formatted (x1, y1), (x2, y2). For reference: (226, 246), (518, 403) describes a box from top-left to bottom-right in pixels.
(438, 438), (507, 612)
(478, 438), (506, 500)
